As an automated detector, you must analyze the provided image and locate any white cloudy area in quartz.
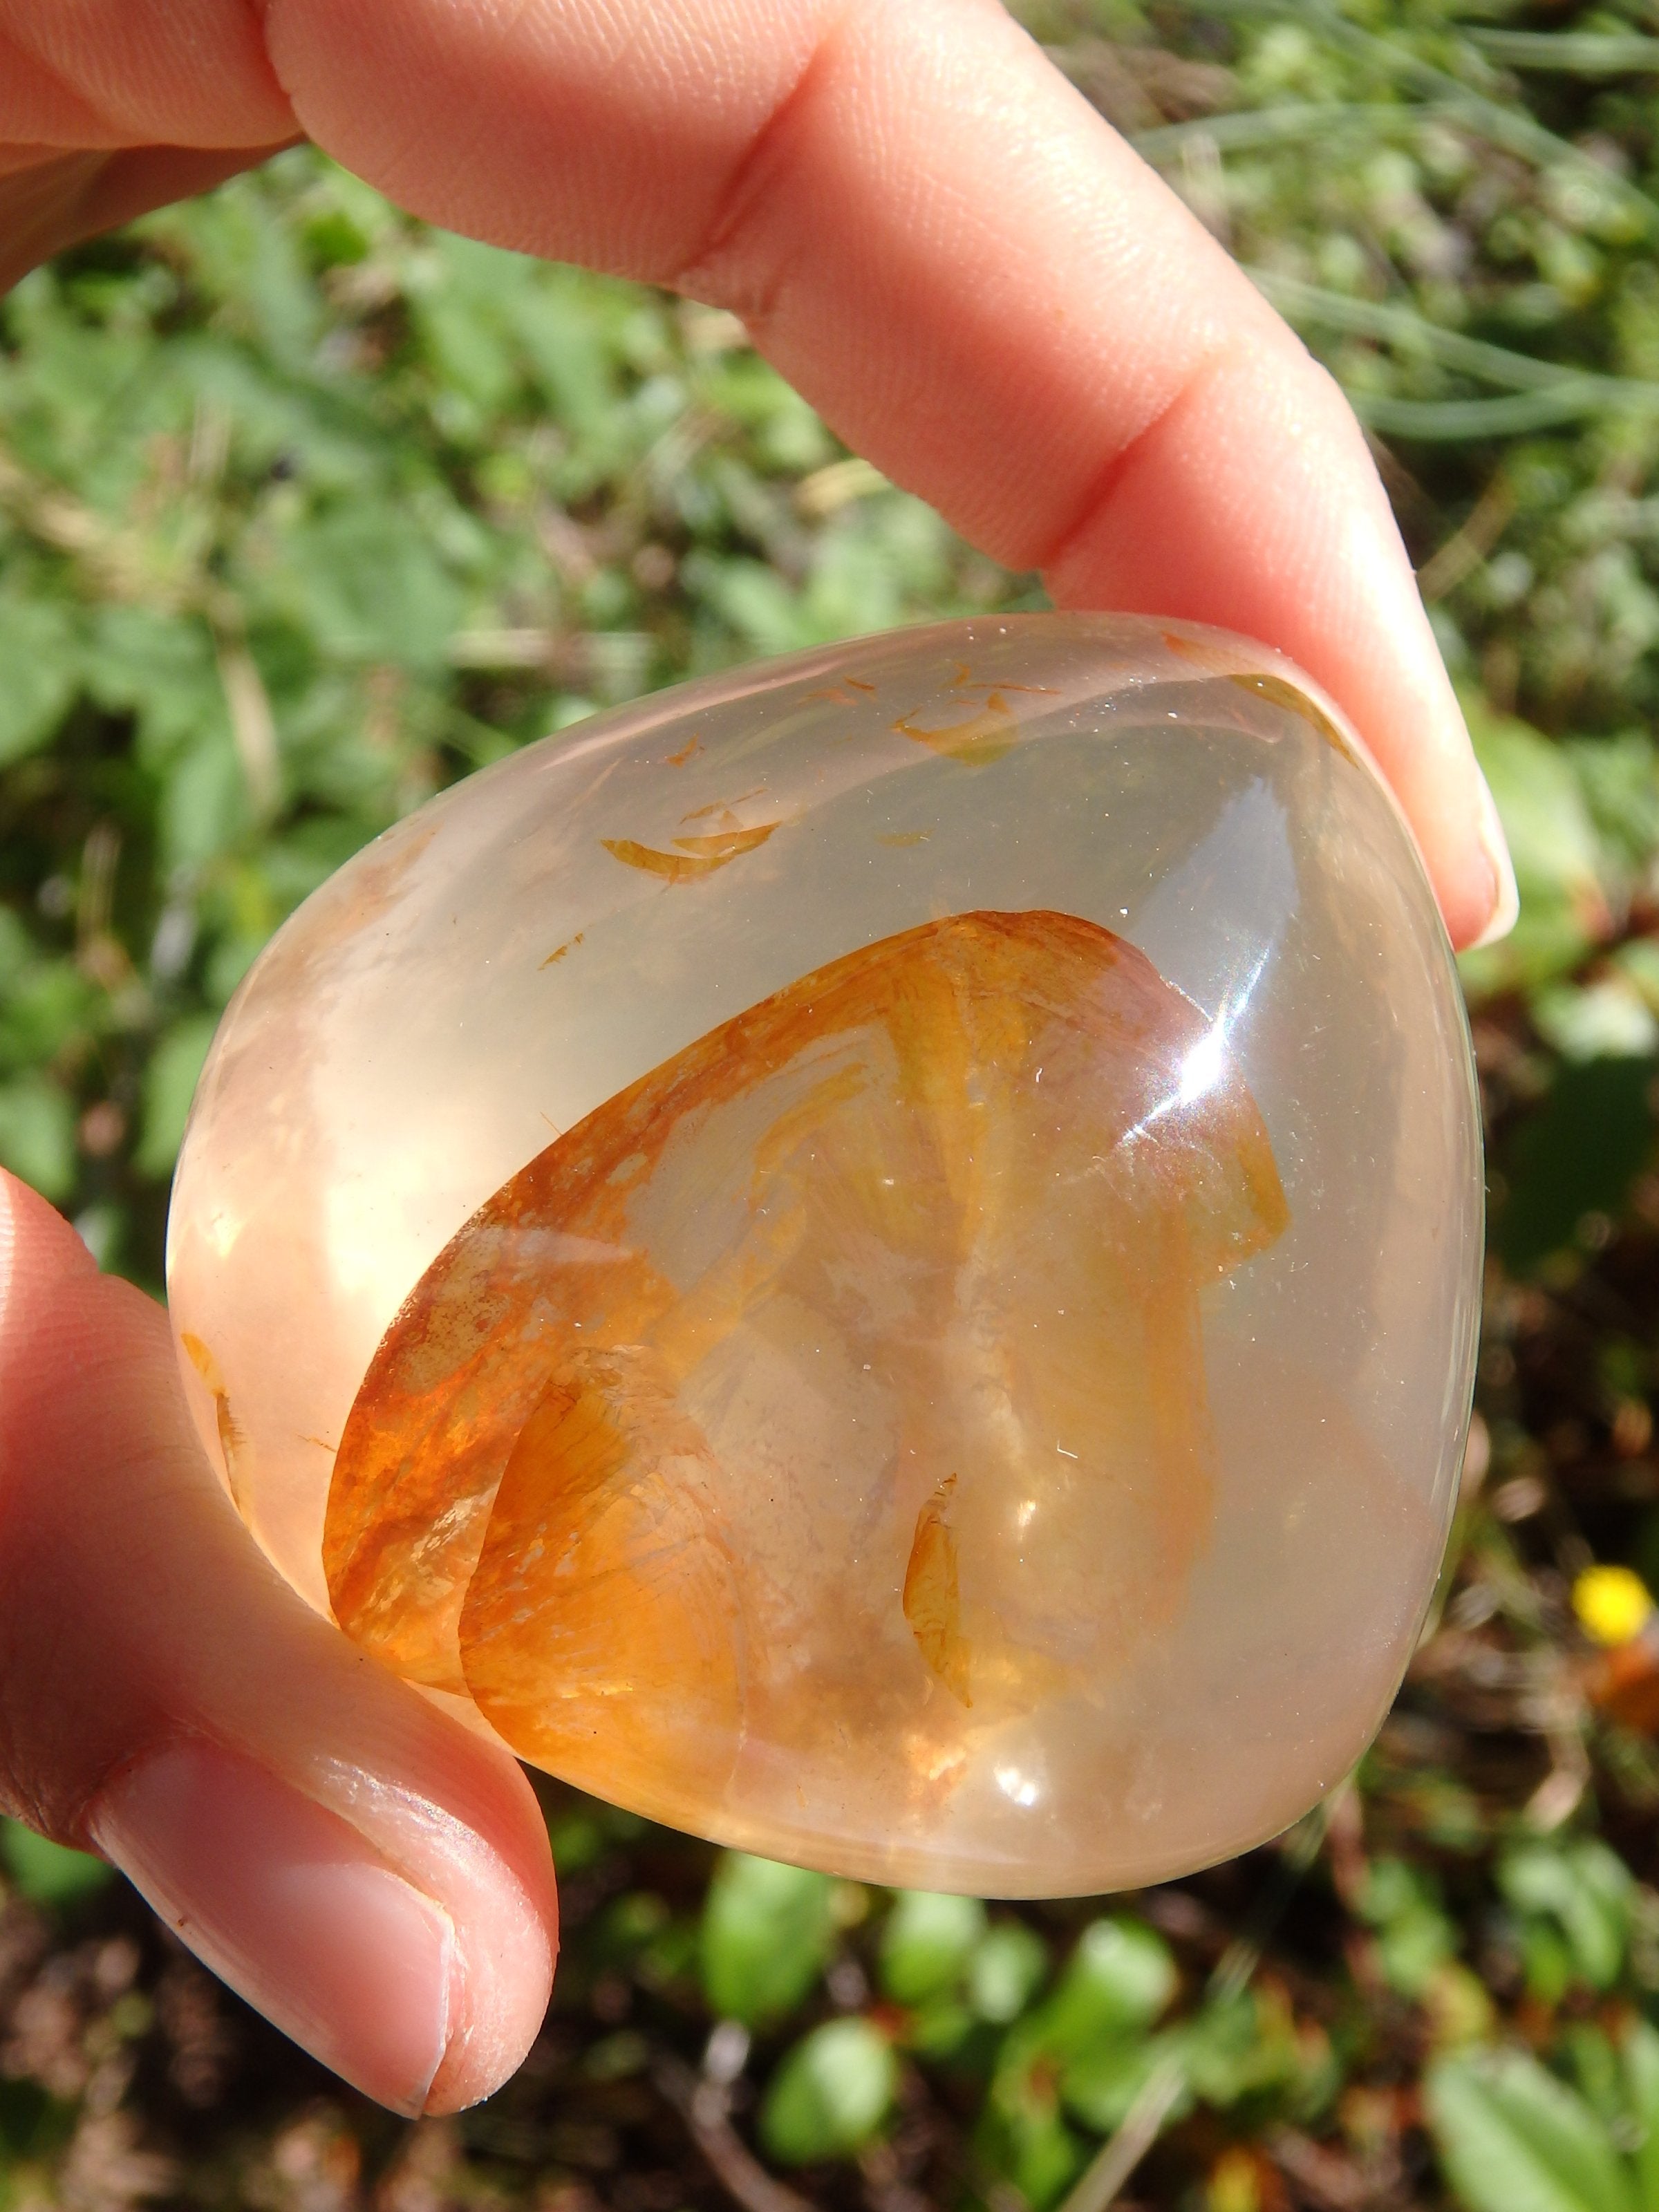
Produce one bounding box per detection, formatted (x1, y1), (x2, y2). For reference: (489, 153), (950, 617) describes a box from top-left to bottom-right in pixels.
(167, 612), (1482, 1895)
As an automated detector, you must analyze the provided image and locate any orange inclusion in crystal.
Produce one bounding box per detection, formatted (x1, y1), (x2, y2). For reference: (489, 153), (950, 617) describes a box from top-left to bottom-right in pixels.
(600, 822), (776, 881)
(181, 1331), (252, 1514)
(1226, 672), (1357, 765)
(325, 910), (1288, 1821)
(892, 693), (1019, 766)
(905, 1475), (971, 1707)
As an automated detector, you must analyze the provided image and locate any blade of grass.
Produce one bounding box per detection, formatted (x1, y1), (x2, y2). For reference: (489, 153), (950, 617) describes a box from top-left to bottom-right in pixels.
(1053, 1802), (1337, 2212)
(1246, 273), (1659, 439)
(1352, 389), (1640, 440)
(1470, 29), (1659, 77)
(1184, 0), (1659, 231)
(1131, 100), (1452, 162)
(1248, 272), (1633, 395)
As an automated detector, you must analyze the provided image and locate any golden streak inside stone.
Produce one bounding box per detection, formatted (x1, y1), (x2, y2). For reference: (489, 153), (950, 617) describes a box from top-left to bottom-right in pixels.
(324, 909), (1287, 1836)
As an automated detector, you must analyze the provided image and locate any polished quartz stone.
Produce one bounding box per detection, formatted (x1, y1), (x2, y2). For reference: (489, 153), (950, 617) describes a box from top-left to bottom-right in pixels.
(167, 613), (1483, 1896)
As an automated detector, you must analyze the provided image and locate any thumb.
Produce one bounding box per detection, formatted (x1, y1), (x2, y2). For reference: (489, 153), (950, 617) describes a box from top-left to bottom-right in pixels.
(0, 1172), (558, 2114)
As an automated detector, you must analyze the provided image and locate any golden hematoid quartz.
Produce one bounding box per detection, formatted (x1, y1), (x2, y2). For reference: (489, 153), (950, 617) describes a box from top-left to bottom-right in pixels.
(168, 615), (1482, 1897)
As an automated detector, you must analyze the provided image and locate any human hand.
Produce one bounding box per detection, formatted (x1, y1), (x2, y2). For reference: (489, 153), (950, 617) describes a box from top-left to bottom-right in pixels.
(0, 0), (1517, 2115)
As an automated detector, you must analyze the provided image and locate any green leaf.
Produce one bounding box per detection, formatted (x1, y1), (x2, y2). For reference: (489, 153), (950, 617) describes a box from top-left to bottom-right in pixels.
(684, 556), (816, 657)
(968, 1921), (1050, 2024)
(0, 2074), (73, 2161)
(274, 504), (465, 671)
(0, 1817), (113, 1908)
(161, 729), (252, 868)
(1533, 980), (1659, 1065)
(1427, 2047), (1640, 2212)
(698, 1853), (834, 2028)
(1034, 1918), (1178, 2058)
(1496, 1058), (1657, 1274)
(135, 1013), (221, 1181)
(1499, 1841), (1635, 1991)
(1179, 1987), (1302, 2110)
(901, 1998), (976, 2060)
(1062, 2032), (1181, 2134)
(989, 1915), (1179, 2181)
(0, 1074), (76, 1201)
(1521, 1921), (1578, 2013)
(84, 606), (224, 769)
(0, 955), (97, 1077)
(1358, 1857), (1459, 1998)
(0, 594), (77, 765)
(1564, 2025), (1629, 2132)
(1619, 2019), (1659, 2212)
(760, 2018), (897, 2166)
(979, 2056), (1087, 2212)
(1571, 736), (1659, 882)
(1470, 700), (1602, 899)
(1459, 694), (1609, 1000)
(879, 1890), (986, 2006)
(410, 244), (523, 414)
(512, 281), (627, 467)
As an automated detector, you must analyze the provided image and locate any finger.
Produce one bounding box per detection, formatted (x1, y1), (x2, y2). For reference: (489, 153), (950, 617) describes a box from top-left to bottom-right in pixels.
(0, 1173), (557, 2115)
(259, 0), (1515, 949)
(0, 0), (1517, 944)
(0, 144), (298, 290)
(0, 0), (288, 147)
(0, 0), (296, 279)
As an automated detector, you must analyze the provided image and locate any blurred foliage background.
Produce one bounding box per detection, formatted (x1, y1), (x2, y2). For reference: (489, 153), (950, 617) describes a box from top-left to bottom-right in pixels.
(12, 1), (1659, 2207)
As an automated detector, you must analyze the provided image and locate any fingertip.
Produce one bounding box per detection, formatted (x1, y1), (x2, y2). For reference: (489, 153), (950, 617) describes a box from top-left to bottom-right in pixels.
(92, 1737), (458, 2113)
(423, 1940), (554, 2117)
(268, 1713), (559, 2114)
(1464, 766), (1520, 951)
(0, 1167), (95, 1286)
(90, 1730), (558, 2117)
(420, 1777), (559, 2115)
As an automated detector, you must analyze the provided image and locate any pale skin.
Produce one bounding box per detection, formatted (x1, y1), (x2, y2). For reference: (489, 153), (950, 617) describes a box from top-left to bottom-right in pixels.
(0, 0), (1517, 2117)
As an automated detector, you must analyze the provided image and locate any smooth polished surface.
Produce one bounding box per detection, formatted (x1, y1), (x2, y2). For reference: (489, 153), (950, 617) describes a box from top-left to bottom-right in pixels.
(169, 614), (1482, 1895)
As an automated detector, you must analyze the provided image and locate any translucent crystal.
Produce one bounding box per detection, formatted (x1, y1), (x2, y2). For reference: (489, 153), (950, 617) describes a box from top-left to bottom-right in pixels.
(168, 614), (1482, 1896)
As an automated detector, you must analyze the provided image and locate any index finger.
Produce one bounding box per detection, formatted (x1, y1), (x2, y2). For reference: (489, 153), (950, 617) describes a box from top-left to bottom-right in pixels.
(260, 0), (1513, 948)
(0, 0), (1516, 945)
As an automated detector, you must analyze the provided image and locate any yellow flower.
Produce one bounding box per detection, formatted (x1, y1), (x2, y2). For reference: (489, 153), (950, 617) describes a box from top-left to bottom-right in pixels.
(1573, 1565), (1656, 1648)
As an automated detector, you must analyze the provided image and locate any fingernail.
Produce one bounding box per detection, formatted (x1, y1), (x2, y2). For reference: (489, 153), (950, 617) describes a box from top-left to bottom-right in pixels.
(1469, 764), (1519, 950)
(90, 1738), (455, 2114)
